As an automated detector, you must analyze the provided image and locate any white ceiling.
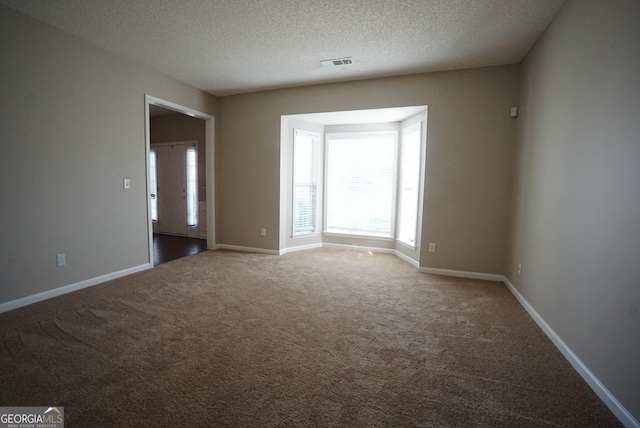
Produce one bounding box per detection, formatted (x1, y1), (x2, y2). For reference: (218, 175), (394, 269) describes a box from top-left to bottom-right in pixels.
(1, 0), (566, 97)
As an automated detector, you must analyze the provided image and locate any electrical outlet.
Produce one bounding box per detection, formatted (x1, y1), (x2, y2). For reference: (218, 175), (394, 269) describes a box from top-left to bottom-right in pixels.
(428, 243), (436, 253)
(261, 228), (267, 236)
(56, 253), (66, 267)
(518, 263), (522, 275)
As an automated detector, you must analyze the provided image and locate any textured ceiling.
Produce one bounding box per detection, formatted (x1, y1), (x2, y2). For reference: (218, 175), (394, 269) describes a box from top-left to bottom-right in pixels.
(1, 0), (566, 96)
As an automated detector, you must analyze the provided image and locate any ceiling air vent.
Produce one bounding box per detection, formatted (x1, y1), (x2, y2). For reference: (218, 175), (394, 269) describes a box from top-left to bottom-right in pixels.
(321, 57), (353, 67)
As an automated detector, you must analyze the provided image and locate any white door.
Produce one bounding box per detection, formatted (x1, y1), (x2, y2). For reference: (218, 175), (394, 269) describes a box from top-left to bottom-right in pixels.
(156, 144), (188, 235)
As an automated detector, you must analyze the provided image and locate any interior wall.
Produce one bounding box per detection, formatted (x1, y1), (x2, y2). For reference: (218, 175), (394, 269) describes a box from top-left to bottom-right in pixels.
(0, 4), (217, 304)
(219, 65), (519, 273)
(508, 0), (640, 421)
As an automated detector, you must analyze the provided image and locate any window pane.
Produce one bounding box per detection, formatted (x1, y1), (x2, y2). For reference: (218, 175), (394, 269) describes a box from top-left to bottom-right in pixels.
(293, 130), (318, 235)
(326, 133), (396, 236)
(186, 147), (198, 226)
(149, 150), (158, 222)
(398, 124), (421, 246)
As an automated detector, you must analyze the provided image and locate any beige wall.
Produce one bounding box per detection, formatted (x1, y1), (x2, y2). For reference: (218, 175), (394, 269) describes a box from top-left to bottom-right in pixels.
(0, 5), (216, 304)
(150, 114), (207, 202)
(218, 66), (518, 273)
(508, 0), (640, 421)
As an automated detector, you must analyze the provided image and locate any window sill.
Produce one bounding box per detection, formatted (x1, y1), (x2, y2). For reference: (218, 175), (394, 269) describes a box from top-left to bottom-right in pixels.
(292, 232), (321, 239)
(323, 231), (394, 242)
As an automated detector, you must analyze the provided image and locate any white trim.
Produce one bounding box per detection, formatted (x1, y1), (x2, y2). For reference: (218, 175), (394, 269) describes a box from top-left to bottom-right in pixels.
(292, 128), (321, 237)
(291, 232), (321, 240)
(0, 264), (151, 314)
(394, 250), (419, 268)
(215, 244), (280, 255)
(322, 232), (394, 241)
(205, 117), (216, 250)
(146, 96), (211, 120)
(144, 99), (154, 265)
(418, 267), (504, 282)
(396, 121), (422, 249)
(279, 243), (323, 255)
(144, 94), (216, 261)
(502, 277), (639, 428)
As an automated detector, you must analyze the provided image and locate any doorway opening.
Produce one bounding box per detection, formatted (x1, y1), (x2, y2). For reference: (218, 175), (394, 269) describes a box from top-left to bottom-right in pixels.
(145, 95), (215, 266)
(150, 141), (198, 237)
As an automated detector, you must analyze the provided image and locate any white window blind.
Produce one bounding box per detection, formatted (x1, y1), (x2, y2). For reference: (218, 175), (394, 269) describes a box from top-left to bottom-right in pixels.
(326, 132), (397, 237)
(293, 129), (319, 235)
(149, 149), (158, 222)
(186, 146), (198, 226)
(397, 123), (421, 247)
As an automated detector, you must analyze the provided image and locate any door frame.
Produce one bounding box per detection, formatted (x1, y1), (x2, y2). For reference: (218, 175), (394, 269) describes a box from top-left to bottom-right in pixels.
(144, 94), (215, 266)
(151, 140), (198, 237)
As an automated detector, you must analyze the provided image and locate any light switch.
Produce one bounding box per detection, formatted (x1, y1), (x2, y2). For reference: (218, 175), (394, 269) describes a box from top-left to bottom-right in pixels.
(123, 178), (131, 189)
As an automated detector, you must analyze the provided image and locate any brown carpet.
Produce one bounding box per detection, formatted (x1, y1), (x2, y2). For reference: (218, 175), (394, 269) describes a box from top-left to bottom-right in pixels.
(0, 249), (621, 427)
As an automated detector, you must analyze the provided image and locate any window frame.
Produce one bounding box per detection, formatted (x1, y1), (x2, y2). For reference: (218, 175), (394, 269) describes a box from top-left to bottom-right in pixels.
(292, 129), (321, 237)
(324, 130), (399, 238)
(149, 148), (158, 223)
(396, 122), (422, 248)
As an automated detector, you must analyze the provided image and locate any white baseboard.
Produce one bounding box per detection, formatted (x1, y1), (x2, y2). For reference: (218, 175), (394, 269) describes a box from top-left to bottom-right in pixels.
(418, 267), (504, 282)
(503, 277), (639, 428)
(0, 263), (152, 314)
(392, 249), (419, 268)
(215, 244), (280, 255)
(279, 243), (323, 255)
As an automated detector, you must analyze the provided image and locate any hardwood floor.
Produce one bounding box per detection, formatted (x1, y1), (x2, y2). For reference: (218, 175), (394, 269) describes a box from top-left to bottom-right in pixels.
(153, 233), (208, 266)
